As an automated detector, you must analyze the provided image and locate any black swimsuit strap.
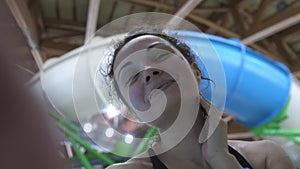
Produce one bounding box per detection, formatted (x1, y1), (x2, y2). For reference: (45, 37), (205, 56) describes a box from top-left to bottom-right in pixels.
(148, 148), (168, 169)
(148, 146), (253, 169)
(228, 145), (252, 169)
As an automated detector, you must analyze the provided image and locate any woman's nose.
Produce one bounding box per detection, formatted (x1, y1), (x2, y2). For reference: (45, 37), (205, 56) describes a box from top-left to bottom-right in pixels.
(144, 69), (161, 83)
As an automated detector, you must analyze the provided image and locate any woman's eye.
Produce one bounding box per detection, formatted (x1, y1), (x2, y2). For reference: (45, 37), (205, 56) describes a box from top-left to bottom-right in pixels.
(153, 52), (172, 63)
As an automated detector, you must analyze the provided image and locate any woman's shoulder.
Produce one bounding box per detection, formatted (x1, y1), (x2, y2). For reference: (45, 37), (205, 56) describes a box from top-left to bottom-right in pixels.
(228, 140), (263, 168)
(229, 139), (295, 169)
(229, 139), (284, 155)
(106, 156), (152, 169)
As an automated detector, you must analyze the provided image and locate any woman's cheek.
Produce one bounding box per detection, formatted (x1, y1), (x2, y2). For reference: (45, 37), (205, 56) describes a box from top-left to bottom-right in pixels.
(128, 83), (149, 111)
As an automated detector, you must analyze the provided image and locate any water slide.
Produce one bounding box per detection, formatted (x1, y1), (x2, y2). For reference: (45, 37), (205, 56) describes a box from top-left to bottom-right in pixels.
(176, 31), (294, 127)
(28, 31), (300, 166)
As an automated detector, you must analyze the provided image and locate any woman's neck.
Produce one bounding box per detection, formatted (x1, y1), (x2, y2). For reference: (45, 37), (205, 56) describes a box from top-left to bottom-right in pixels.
(154, 107), (210, 168)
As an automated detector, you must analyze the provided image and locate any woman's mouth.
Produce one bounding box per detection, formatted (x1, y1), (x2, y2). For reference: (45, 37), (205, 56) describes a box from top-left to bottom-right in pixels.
(145, 80), (175, 103)
(156, 80), (175, 91)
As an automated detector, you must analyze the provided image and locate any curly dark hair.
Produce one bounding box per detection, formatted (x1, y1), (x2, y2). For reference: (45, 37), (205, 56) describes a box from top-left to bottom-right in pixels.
(103, 28), (211, 118)
(106, 28), (199, 79)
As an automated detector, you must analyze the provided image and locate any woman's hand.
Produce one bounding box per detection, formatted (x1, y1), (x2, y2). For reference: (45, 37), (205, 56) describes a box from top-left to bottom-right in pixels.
(200, 97), (242, 169)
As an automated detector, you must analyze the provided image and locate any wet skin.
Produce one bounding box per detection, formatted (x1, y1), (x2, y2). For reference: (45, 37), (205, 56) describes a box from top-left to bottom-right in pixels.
(113, 35), (190, 129)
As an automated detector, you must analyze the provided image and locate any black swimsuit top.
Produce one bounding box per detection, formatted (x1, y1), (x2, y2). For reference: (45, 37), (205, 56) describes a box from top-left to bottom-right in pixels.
(148, 146), (253, 169)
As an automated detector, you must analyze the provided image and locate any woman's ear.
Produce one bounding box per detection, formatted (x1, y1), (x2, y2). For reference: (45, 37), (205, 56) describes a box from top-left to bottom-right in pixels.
(191, 62), (201, 84)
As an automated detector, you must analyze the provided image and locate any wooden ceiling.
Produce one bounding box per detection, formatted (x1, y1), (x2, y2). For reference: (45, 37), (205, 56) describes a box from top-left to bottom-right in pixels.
(7, 0), (300, 74)
(6, 0), (300, 140)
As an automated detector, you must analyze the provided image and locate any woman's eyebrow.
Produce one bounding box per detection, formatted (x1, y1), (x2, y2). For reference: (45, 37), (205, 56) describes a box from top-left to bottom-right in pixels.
(119, 61), (133, 72)
(147, 42), (163, 50)
(147, 42), (175, 53)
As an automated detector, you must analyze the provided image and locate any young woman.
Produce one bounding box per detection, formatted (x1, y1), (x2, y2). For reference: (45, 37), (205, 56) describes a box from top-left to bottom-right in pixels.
(105, 30), (295, 169)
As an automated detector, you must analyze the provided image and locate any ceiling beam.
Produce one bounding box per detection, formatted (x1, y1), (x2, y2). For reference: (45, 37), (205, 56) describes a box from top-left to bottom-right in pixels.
(261, 39), (281, 57)
(123, 4), (136, 28)
(291, 59), (300, 72)
(72, 0), (77, 21)
(237, 0), (252, 10)
(272, 34), (293, 63)
(154, 0), (165, 12)
(42, 40), (79, 51)
(293, 71), (300, 77)
(239, 10), (253, 26)
(174, 0), (203, 16)
(121, 0), (236, 37)
(188, 13), (240, 38)
(85, 0), (101, 44)
(228, 0), (245, 36)
(46, 23), (86, 33)
(205, 17), (223, 34)
(242, 7), (300, 45)
(55, 0), (60, 20)
(45, 18), (86, 28)
(122, 0), (288, 64)
(41, 47), (69, 59)
(273, 23), (300, 40)
(168, 0), (203, 26)
(249, 6), (300, 34)
(251, 0), (272, 25)
(121, 0), (226, 14)
(282, 29), (300, 42)
(250, 43), (289, 66)
(44, 19), (89, 36)
(108, 1), (118, 22)
(121, 0), (173, 11)
(6, 0), (44, 69)
(42, 32), (83, 41)
(128, 3), (135, 14)
(193, 7), (228, 13)
(172, 6), (288, 64)
(282, 40), (298, 60)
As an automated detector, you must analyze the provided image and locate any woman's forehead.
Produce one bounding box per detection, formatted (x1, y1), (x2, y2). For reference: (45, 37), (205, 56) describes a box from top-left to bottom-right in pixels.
(113, 35), (174, 69)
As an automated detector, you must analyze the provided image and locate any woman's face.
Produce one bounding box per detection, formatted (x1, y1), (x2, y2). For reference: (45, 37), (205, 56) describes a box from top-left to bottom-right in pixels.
(113, 35), (199, 128)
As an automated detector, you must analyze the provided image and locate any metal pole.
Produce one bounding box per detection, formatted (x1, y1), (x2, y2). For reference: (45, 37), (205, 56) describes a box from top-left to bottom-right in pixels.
(85, 0), (101, 44)
(133, 128), (158, 155)
(69, 137), (93, 169)
(167, 0), (203, 26)
(57, 123), (115, 165)
(242, 13), (300, 45)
